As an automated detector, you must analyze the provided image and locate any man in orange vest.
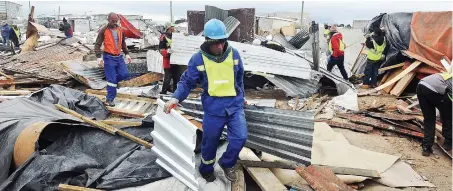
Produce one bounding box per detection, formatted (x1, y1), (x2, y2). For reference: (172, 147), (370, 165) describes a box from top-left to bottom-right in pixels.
(95, 12), (132, 106)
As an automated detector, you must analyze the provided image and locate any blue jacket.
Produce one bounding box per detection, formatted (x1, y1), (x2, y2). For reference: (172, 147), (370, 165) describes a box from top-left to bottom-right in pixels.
(1, 24), (11, 37)
(173, 46), (245, 117)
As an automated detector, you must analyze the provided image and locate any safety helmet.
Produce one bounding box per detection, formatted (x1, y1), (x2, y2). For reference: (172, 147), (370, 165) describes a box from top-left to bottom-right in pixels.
(252, 39), (261, 45)
(204, 19), (228, 40)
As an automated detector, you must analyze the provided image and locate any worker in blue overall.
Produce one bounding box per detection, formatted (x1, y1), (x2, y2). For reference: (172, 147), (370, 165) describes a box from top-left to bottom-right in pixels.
(163, 19), (247, 182)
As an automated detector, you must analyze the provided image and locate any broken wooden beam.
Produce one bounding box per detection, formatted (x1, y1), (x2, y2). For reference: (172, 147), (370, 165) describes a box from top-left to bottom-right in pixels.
(295, 166), (356, 191)
(367, 112), (416, 121)
(57, 184), (103, 191)
(381, 118), (424, 133)
(0, 90), (32, 95)
(107, 107), (146, 118)
(314, 101), (329, 116)
(86, 90), (157, 102)
(237, 160), (299, 170)
(55, 104), (152, 148)
(324, 120), (373, 133)
(99, 120), (142, 126)
(312, 165), (380, 178)
(338, 114), (424, 138)
(379, 63), (405, 72)
(239, 147), (287, 191)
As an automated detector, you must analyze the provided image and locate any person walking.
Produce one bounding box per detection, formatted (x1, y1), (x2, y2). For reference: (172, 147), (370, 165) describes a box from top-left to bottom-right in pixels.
(327, 25), (348, 80)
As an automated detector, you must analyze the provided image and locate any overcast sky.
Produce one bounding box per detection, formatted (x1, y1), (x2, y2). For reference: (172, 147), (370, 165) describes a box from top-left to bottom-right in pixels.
(17, 1), (452, 24)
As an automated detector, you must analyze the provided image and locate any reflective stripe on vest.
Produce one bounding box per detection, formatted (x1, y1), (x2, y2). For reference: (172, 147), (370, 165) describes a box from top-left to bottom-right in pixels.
(202, 51), (236, 97)
(103, 28), (123, 55)
(367, 37), (386, 61)
(165, 36), (172, 48)
(328, 33), (345, 53)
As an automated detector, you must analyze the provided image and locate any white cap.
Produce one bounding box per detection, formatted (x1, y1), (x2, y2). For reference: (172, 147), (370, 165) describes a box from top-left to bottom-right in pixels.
(252, 39), (261, 45)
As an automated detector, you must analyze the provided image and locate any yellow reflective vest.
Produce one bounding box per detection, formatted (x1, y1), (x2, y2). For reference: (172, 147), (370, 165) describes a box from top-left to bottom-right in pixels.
(367, 37), (386, 61)
(328, 33), (345, 53)
(165, 36), (172, 48)
(201, 51), (237, 97)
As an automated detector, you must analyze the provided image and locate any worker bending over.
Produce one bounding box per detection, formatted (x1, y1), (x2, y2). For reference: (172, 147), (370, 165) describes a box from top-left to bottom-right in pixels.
(164, 19), (247, 182)
(362, 28), (387, 88)
(327, 25), (348, 80)
(159, 22), (178, 94)
(252, 39), (286, 52)
(95, 12), (132, 106)
(417, 72), (452, 156)
(59, 18), (73, 39)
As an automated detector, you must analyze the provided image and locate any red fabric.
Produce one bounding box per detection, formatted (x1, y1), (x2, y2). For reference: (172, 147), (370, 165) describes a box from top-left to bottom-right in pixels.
(161, 49), (170, 69)
(408, 11), (452, 71)
(330, 33), (344, 57)
(118, 14), (141, 39)
(103, 28), (123, 55)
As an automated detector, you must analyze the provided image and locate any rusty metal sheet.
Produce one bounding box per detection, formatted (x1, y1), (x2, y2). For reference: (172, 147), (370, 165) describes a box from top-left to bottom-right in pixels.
(296, 165), (356, 191)
(187, 11), (205, 35)
(228, 8), (255, 42)
(367, 112), (416, 121)
(325, 120), (373, 133)
(338, 114), (424, 138)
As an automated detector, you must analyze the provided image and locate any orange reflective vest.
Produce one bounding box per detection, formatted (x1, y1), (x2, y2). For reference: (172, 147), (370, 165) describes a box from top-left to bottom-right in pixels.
(104, 28), (123, 55)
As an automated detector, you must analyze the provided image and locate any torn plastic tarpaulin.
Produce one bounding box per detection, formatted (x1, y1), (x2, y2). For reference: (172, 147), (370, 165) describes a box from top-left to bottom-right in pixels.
(29, 84), (109, 120)
(0, 122), (171, 190)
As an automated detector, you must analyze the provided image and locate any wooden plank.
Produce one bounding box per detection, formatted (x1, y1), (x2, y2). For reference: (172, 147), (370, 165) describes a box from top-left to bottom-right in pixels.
(359, 61), (421, 96)
(58, 184), (103, 191)
(315, 101), (329, 116)
(232, 165), (246, 191)
(312, 165), (380, 178)
(0, 90), (32, 95)
(390, 71), (416, 96)
(325, 120), (373, 133)
(239, 147), (287, 191)
(382, 68), (403, 93)
(379, 72), (390, 86)
(238, 160), (298, 170)
(99, 120), (142, 126)
(107, 107), (146, 118)
(379, 63), (405, 72)
(296, 166), (356, 191)
(86, 90), (157, 102)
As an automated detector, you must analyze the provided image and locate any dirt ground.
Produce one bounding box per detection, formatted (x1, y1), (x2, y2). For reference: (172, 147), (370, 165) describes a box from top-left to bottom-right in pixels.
(334, 127), (452, 191)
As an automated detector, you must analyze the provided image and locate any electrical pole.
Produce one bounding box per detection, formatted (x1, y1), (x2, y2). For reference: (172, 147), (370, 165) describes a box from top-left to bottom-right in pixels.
(301, 1), (304, 28)
(58, 6), (60, 20)
(170, 1), (173, 23)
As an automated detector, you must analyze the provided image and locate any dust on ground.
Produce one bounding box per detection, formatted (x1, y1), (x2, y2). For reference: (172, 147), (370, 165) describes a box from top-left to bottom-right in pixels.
(334, 128), (452, 191)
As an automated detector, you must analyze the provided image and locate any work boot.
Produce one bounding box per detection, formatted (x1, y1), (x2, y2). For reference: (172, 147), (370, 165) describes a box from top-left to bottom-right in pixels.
(220, 164), (237, 182)
(105, 100), (116, 107)
(201, 172), (216, 182)
(422, 147), (433, 157)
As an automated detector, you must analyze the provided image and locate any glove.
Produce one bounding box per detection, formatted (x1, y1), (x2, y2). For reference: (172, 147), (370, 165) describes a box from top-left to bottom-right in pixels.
(125, 54), (132, 64)
(167, 49), (174, 54)
(164, 98), (179, 114)
(97, 58), (104, 68)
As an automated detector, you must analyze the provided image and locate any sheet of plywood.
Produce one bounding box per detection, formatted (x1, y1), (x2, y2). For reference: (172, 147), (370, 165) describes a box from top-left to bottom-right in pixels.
(239, 148), (287, 191)
(390, 71), (416, 96)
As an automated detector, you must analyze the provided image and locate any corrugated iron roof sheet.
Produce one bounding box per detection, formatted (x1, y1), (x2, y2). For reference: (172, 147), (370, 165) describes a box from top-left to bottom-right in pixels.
(170, 33), (312, 79)
(161, 97), (314, 165)
(289, 28), (310, 49)
(273, 33), (297, 50)
(187, 11), (205, 35)
(204, 5), (228, 24)
(265, 74), (321, 98)
(228, 8), (255, 42)
(147, 50), (164, 74)
(63, 60), (107, 90)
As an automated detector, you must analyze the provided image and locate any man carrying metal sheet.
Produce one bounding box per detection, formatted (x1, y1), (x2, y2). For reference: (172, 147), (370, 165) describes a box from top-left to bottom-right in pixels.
(163, 19), (247, 182)
(417, 71), (452, 156)
(94, 12), (132, 106)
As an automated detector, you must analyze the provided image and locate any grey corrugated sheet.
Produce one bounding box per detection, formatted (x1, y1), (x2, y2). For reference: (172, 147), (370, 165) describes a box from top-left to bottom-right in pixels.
(160, 97), (314, 165)
(197, 16), (240, 37)
(63, 61), (106, 90)
(265, 74), (321, 98)
(113, 98), (157, 115)
(273, 33), (297, 50)
(146, 50), (164, 74)
(204, 5), (228, 24)
(289, 28), (310, 49)
(170, 33), (312, 79)
(352, 54), (368, 74)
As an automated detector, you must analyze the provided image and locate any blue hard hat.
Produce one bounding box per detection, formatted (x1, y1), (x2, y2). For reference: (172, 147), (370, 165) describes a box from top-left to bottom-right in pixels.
(204, 19), (228, 40)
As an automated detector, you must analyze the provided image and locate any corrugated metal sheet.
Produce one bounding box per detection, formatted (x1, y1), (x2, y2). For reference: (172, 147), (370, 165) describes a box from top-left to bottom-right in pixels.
(204, 5), (228, 24)
(111, 97), (157, 115)
(63, 61), (107, 90)
(273, 33), (297, 50)
(265, 74), (321, 98)
(152, 99), (199, 191)
(160, 97), (314, 165)
(170, 33), (312, 79)
(289, 28), (310, 49)
(187, 11), (205, 35)
(352, 54), (367, 74)
(146, 50), (164, 74)
(228, 8), (255, 42)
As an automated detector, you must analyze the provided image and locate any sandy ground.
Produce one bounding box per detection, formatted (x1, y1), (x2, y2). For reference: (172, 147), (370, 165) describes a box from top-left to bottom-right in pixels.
(335, 127), (452, 191)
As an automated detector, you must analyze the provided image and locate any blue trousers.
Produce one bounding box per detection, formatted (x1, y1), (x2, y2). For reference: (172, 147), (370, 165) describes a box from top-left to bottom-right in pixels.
(199, 110), (248, 174)
(2, 36), (9, 46)
(363, 60), (380, 86)
(103, 53), (129, 101)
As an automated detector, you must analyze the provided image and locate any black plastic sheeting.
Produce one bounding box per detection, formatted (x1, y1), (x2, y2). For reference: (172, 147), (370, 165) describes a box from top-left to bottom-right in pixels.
(29, 84), (109, 120)
(0, 98), (171, 190)
(366, 12), (413, 68)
